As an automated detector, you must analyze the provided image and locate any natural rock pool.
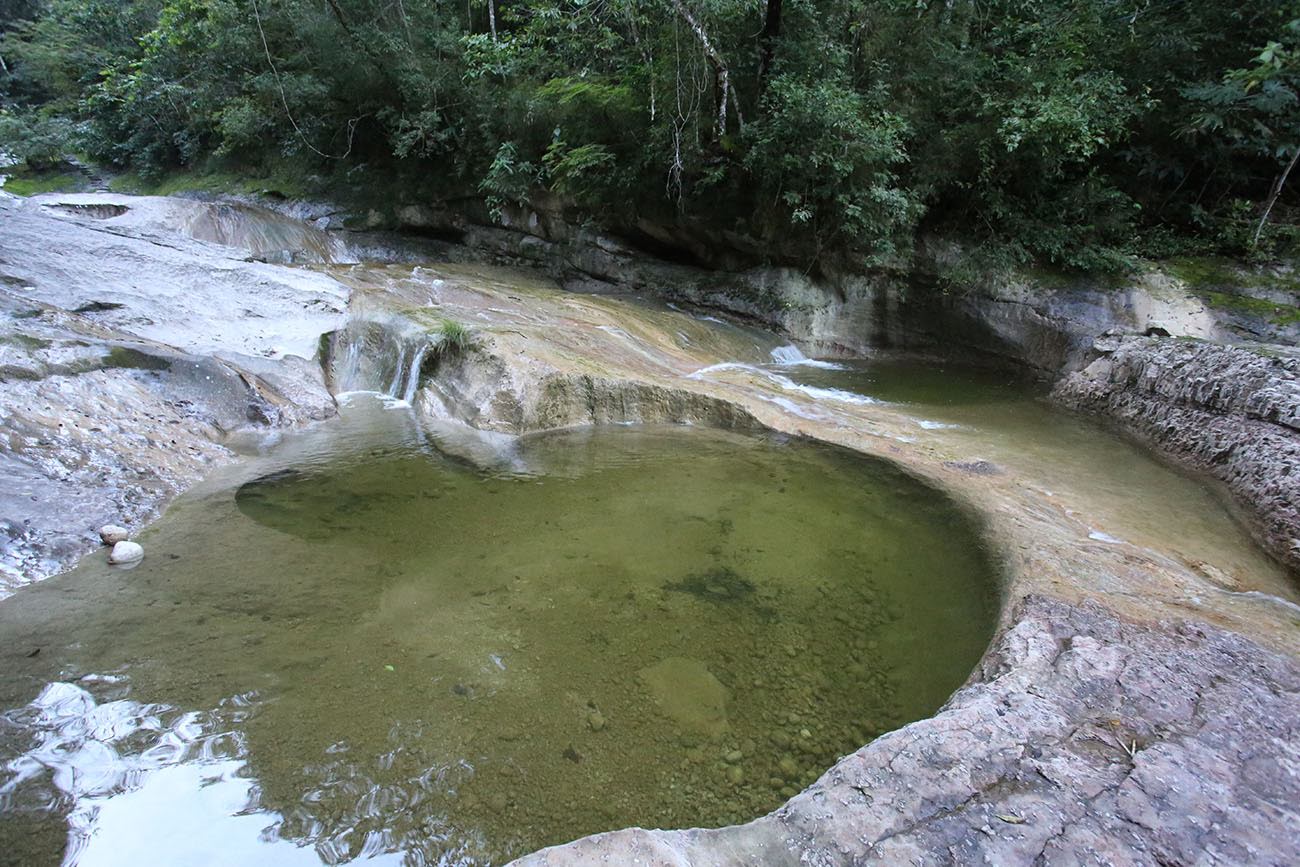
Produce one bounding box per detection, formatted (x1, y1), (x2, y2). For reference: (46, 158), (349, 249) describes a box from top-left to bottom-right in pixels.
(0, 396), (997, 865)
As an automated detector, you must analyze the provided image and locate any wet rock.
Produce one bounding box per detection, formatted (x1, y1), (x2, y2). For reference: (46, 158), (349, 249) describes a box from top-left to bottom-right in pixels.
(108, 540), (143, 564)
(942, 459), (1003, 476)
(1054, 337), (1300, 570)
(98, 524), (129, 545)
(513, 597), (1300, 867)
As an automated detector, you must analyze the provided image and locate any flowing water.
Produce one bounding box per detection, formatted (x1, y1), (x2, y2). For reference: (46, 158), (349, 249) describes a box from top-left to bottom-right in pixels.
(0, 397), (998, 866)
(780, 358), (1297, 600)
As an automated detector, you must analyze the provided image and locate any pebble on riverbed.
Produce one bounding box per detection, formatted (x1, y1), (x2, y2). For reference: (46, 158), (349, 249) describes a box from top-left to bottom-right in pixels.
(99, 524), (130, 545)
(108, 540), (144, 564)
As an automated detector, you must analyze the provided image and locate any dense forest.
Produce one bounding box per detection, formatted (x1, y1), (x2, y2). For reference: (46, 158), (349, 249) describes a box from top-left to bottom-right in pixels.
(1, 0), (1297, 272)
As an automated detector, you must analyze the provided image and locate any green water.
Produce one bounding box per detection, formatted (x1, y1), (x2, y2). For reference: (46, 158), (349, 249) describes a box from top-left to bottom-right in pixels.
(0, 397), (997, 866)
(784, 358), (1296, 596)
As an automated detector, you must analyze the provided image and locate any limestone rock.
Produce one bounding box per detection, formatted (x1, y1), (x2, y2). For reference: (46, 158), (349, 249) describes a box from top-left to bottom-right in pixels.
(108, 540), (144, 564)
(99, 524), (130, 545)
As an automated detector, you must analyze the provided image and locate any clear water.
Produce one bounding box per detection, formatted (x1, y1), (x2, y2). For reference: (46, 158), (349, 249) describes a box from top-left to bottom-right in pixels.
(783, 358), (1296, 598)
(0, 397), (997, 866)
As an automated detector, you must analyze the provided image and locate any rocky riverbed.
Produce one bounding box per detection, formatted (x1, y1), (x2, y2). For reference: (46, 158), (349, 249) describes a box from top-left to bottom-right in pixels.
(1, 190), (1297, 865)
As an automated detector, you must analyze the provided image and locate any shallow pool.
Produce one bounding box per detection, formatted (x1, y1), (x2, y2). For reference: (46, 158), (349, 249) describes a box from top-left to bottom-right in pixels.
(0, 396), (998, 865)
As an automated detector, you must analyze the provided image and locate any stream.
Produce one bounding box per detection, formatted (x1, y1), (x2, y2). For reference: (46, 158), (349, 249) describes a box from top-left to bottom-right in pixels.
(0, 195), (1294, 866)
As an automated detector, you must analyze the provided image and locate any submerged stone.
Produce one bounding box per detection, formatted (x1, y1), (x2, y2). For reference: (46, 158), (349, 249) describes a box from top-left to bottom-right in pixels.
(638, 656), (730, 737)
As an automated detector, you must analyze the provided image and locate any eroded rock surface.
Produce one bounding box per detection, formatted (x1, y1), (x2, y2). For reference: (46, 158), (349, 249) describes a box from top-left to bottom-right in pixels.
(516, 595), (1300, 866)
(0, 193), (343, 589)
(1055, 337), (1300, 570)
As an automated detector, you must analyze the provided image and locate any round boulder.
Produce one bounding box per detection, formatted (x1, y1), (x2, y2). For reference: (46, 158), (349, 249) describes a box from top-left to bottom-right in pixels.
(99, 524), (130, 545)
(108, 540), (144, 565)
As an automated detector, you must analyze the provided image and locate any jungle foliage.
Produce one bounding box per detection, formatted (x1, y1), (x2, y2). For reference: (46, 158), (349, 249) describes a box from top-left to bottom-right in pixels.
(1, 0), (1297, 272)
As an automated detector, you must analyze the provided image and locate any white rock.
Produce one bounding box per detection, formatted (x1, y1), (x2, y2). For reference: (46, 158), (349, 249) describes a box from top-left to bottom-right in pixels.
(99, 524), (130, 545)
(108, 540), (144, 564)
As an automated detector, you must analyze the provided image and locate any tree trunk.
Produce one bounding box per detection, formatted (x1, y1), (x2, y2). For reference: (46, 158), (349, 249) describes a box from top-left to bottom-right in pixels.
(757, 0), (782, 92)
(1254, 146), (1300, 246)
(488, 0), (498, 41)
(670, 0), (742, 138)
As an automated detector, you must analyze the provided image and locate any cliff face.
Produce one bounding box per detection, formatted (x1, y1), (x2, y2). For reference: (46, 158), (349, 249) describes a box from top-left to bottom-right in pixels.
(334, 195), (1294, 368)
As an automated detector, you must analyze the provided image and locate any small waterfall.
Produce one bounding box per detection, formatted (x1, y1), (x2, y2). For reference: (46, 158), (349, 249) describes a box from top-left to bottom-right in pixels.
(770, 344), (808, 364)
(769, 344), (845, 370)
(325, 318), (433, 403)
(184, 202), (352, 264)
(398, 343), (429, 405)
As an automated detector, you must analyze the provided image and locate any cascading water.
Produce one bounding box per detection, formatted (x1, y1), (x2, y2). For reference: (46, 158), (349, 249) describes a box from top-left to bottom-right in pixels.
(769, 344), (845, 370)
(325, 317), (433, 404)
(769, 344), (808, 365)
(181, 201), (351, 264)
(687, 347), (871, 420)
(323, 313), (523, 471)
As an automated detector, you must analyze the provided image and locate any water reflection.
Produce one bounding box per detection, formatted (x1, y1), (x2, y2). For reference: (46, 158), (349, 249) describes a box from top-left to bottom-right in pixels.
(0, 400), (998, 865)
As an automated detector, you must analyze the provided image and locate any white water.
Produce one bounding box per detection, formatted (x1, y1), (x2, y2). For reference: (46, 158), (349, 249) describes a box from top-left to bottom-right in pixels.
(388, 341), (429, 405)
(689, 361), (881, 408)
(328, 318), (433, 403)
(769, 345), (846, 370)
